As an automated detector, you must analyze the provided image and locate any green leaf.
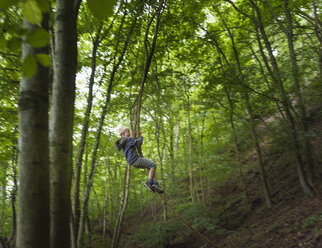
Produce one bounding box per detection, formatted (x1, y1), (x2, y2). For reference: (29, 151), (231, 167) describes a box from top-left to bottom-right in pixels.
(87, 0), (117, 19)
(35, 53), (52, 67)
(36, 0), (50, 12)
(7, 37), (22, 52)
(22, 54), (37, 78)
(26, 28), (50, 48)
(0, 0), (18, 9)
(21, 0), (42, 25)
(0, 37), (7, 49)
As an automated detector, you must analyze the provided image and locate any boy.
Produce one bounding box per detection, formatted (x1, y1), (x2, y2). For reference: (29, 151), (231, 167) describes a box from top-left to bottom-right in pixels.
(115, 127), (164, 193)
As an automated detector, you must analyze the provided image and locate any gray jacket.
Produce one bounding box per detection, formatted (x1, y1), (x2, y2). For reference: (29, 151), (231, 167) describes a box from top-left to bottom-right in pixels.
(115, 136), (143, 164)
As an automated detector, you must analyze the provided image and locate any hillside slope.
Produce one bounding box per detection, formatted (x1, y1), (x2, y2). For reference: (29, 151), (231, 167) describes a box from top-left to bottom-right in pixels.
(119, 109), (322, 248)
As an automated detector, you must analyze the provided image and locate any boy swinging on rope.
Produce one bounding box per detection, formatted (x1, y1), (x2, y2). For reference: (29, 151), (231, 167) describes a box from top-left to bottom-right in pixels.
(115, 127), (164, 194)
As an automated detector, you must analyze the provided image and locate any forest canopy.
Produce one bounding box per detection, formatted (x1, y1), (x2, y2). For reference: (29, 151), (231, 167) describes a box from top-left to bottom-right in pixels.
(0, 0), (321, 247)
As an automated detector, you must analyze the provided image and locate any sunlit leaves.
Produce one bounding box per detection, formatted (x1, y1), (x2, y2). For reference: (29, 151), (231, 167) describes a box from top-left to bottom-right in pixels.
(87, 0), (118, 19)
(21, 0), (43, 26)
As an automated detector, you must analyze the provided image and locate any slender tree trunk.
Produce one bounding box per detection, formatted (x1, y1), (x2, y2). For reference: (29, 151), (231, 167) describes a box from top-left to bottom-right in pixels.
(111, 164), (130, 248)
(103, 173), (109, 247)
(209, 8), (250, 203)
(151, 85), (169, 244)
(77, 9), (137, 246)
(133, 0), (165, 134)
(312, 0), (322, 76)
(72, 24), (102, 243)
(265, 0), (316, 186)
(50, 0), (80, 247)
(225, 0), (312, 196)
(224, 85), (249, 204)
(17, 16), (50, 248)
(0, 165), (7, 234)
(168, 116), (176, 184)
(183, 91), (196, 203)
(249, 0), (312, 195)
(244, 92), (272, 209)
(283, 0), (316, 186)
(9, 138), (18, 247)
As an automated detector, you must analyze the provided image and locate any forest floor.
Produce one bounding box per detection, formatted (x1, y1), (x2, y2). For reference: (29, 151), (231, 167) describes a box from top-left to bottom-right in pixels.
(168, 112), (322, 248)
(117, 107), (322, 248)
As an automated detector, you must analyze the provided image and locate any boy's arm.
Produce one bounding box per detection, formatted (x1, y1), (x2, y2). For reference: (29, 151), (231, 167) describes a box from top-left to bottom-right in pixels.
(127, 136), (143, 146)
(136, 136), (143, 146)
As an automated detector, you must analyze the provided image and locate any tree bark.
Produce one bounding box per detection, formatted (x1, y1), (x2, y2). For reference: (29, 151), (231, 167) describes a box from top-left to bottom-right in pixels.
(224, 85), (249, 204)
(225, 0), (312, 196)
(111, 164), (130, 248)
(9, 137), (18, 247)
(265, 0), (316, 186)
(72, 24), (102, 243)
(133, 0), (165, 134)
(50, 0), (80, 247)
(244, 92), (272, 209)
(249, 0), (312, 195)
(17, 16), (50, 248)
(312, 0), (322, 76)
(77, 8), (137, 246)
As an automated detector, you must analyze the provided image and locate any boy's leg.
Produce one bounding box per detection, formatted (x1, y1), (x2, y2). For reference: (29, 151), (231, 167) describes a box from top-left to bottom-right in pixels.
(133, 157), (163, 193)
(147, 168), (156, 180)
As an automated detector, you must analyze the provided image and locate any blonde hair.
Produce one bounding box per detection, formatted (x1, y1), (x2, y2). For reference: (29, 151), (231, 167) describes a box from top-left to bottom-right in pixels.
(118, 127), (129, 136)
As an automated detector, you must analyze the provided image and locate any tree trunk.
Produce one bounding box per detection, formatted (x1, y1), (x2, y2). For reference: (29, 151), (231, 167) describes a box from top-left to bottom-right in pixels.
(249, 0), (312, 195)
(282, 0), (316, 186)
(225, 0), (313, 196)
(186, 96), (196, 203)
(209, 8), (250, 203)
(133, 0), (165, 134)
(224, 85), (249, 204)
(50, 0), (80, 247)
(312, 0), (322, 76)
(111, 164), (131, 248)
(72, 24), (102, 243)
(77, 9), (137, 246)
(17, 16), (50, 248)
(265, 0), (316, 186)
(102, 171), (109, 247)
(244, 92), (272, 209)
(9, 137), (18, 247)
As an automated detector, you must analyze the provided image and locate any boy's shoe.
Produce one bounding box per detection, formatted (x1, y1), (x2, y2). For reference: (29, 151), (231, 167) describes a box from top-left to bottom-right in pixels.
(152, 182), (164, 194)
(144, 181), (155, 193)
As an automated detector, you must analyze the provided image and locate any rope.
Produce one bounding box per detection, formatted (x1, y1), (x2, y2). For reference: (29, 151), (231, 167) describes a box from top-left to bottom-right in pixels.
(157, 193), (218, 248)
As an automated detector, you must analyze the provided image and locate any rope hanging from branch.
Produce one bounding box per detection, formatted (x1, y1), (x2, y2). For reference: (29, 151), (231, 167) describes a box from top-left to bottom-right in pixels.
(130, 0), (165, 155)
(158, 194), (218, 248)
(129, 1), (217, 247)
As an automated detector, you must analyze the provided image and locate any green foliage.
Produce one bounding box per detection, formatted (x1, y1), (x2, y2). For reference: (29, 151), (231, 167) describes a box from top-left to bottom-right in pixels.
(87, 0), (118, 20)
(35, 0), (50, 12)
(0, 0), (321, 245)
(26, 28), (50, 48)
(7, 37), (22, 52)
(21, 0), (43, 25)
(35, 53), (52, 67)
(302, 214), (322, 229)
(22, 54), (37, 78)
(0, 0), (18, 9)
(133, 222), (165, 247)
(175, 202), (218, 232)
